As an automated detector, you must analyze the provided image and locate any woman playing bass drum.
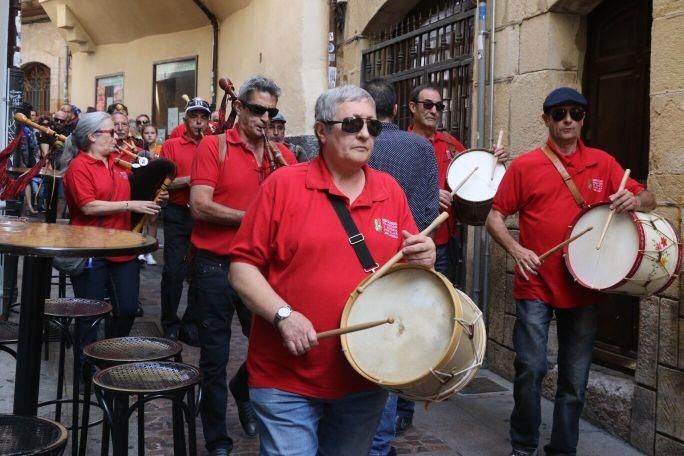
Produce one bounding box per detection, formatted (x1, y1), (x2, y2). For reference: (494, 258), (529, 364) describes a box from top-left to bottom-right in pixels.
(62, 112), (163, 340)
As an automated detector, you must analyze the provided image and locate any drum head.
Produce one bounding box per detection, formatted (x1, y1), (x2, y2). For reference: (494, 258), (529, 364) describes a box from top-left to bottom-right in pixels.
(447, 149), (505, 202)
(343, 266), (460, 385)
(566, 205), (639, 290)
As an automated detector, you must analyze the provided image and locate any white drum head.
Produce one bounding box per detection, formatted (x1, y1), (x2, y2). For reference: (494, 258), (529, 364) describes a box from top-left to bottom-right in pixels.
(344, 268), (457, 385)
(566, 205), (639, 290)
(447, 150), (505, 202)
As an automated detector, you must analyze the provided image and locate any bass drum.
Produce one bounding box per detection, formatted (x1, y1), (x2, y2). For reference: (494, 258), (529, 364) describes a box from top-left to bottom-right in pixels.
(564, 203), (682, 296)
(340, 264), (486, 402)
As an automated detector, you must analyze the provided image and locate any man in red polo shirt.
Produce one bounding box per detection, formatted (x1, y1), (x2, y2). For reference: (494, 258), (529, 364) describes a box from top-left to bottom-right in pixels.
(189, 76), (295, 456)
(158, 97), (210, 343)
(228, 85), (435, 455)
(486, 87), (656, 456)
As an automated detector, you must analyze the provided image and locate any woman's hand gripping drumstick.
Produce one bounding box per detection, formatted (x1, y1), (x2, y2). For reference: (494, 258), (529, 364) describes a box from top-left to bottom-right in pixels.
(490, 130), (504, 181)
(357, 212), (446, 294)
(596, 169), (630, 250)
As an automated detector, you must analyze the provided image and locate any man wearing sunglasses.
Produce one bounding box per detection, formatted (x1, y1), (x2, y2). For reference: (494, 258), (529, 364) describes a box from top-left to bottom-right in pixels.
(486, 87), (656, 456)
(158, 98), (210, 346)
(228, 85), (435, 456)
(189, 76), (295, 456)
(267, 113), (308, 162)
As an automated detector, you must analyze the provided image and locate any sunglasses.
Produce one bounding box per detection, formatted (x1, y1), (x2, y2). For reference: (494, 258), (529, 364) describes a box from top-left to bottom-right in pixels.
(549, 106), (585, 122)
(242, 101), (279, 119)
(52, 118), (65, 124)
(94, 129), (115, 137)
(415, 100), (446, 112)
(323, 117), (383, 137)
(136, 119), (150, 125)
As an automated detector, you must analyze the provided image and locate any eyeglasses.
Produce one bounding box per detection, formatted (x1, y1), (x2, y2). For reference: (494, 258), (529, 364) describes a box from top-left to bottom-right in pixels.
(549, 106), (585, 122)
(323, 117), (383, 137)
(113, 122), (128, 128)
(136, 119), (150, 125)
(52, 118), (65, 124)
(415, 100), (446, 112)
(93, 129), (115, 137)
(242, 101), (279, 119)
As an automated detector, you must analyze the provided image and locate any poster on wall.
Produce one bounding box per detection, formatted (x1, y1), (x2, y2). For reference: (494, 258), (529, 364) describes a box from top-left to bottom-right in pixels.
(167, 107), (179, 133)
(95, 74), (124, 111)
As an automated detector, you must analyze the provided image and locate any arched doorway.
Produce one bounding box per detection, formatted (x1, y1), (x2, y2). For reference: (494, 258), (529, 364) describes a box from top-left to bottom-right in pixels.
(22, 62), (51, 116)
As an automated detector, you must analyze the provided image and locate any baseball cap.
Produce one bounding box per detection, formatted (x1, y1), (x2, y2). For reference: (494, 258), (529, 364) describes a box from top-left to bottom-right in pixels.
(185, 97), (211, 115)
(271, 113), (286, 123)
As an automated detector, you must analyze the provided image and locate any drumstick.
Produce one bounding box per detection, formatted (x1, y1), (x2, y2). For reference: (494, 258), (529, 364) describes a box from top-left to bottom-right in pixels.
(490, 130), (503, 181)
(357, 212), (449, 294)
(317, 318), (394, 341)
(596, 169), (630, 250)
(538, 226), (593, 263)
(450, 167), (479, 197)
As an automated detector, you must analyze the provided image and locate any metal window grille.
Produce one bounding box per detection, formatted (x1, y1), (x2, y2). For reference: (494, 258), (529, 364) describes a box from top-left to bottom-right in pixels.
(22, 62), (51, 116)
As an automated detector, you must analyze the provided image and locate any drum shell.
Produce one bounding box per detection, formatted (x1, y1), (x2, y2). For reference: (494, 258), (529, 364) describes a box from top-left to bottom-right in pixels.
(564, 202), (683, 296)
(341, 264), (486, 402)
(452, 197), (491, 226)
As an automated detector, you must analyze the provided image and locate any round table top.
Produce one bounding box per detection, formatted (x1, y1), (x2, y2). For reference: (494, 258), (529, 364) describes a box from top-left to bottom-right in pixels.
(0, 222), (157, 257)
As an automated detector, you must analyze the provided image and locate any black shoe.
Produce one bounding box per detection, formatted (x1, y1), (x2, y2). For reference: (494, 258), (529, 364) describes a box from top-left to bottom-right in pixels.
(164, 326), (180, 341)
(510, 450), (537, 456)
(179, 325), (200, 347)
(395, 414), (412, 435)
(210, 448), (231, 456)
(229, 380), (258, 437)
(135, 305), (144, 317)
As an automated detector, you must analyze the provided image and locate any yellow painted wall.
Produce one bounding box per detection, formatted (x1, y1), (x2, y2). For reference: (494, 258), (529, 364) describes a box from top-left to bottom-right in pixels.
(70, 25), (213, 120)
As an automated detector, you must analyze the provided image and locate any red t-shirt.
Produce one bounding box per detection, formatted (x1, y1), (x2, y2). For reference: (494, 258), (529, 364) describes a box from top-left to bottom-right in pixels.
(408, 126), (465, 245)
(229, 156), (419, 399)
(492, 139), (645, 308)
(63, 151), (134, 262)
(190, 127), (296, 255)
(160, 134), (200, 206)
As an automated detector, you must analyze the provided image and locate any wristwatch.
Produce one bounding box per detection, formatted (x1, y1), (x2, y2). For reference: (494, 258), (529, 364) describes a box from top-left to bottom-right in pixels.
(273, 305), (292, 326)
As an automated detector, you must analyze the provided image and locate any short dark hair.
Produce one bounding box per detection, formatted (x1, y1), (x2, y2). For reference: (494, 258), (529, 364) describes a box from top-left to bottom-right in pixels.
(363, 79), (396, 120)
(409, 83), (442, 103)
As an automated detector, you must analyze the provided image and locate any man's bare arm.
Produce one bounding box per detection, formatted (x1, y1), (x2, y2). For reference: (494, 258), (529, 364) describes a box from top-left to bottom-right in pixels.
(485, 209), (540, 280)
(189, 185), (244, 226)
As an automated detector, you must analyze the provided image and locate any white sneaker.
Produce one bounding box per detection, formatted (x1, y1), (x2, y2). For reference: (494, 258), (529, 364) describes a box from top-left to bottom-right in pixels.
(137, 254), (146, 263)
(145, 253), (157, 265)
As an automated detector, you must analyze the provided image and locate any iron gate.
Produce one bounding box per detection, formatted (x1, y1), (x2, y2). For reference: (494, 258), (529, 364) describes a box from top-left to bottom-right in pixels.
(361, 0), (476, 146)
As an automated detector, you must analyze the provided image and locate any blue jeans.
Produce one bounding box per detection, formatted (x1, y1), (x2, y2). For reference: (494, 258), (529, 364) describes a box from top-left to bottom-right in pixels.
(369, 393), (397, 455)
(435, 244), (450, 276)
(192, 250), (252, 452)
(251, 387), (387, 456)
(510, 299), (598, 456)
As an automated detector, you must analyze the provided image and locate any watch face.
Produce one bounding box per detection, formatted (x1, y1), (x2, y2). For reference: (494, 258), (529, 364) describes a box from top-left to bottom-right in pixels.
(278, 307), (291, 318)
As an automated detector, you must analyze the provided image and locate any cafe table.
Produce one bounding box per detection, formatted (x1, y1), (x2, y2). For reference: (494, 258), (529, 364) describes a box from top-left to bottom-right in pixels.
(0, 219), (157, 415)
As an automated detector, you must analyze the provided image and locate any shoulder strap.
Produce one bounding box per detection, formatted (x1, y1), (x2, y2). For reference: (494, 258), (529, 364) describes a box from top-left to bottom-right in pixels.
(217, 133), (227, 165)
(327, 194), (378, 272)
(541, 145), (586, 208)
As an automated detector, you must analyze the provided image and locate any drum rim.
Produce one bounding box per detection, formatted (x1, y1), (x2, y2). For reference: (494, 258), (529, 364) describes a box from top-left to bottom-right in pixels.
(340, 263), (464, 388)
(446, 148), (507, 198)
(563, 202), (683, 295)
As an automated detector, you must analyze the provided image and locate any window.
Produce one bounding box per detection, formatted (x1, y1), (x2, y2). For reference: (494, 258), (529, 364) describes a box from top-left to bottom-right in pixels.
(152, 57), (197, 138)
(22, 62), (51, 116)
(95, 74), (124, 112)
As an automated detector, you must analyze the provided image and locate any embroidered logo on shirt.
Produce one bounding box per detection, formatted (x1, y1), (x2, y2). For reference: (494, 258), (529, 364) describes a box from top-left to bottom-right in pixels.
(373, 218), (382, 232)
(590, 178), (603, 193)
(381, 218), (398, 239)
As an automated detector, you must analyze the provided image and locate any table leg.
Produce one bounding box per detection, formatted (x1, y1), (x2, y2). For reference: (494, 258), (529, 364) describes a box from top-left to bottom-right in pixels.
(13, 255), (53, 415)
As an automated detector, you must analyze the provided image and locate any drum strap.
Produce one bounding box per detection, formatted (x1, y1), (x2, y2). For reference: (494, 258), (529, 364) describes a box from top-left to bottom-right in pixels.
(217, 133), (227, 165)
(541, 145), (587, 208)
(327, 194), (379, 272)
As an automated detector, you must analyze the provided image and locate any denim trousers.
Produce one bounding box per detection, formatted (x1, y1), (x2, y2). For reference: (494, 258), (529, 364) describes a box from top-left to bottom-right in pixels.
(250, 387), (388, 456)
(510, 299), (598, 456)
(369, 393), (398, 456)
(160, 204), (195, 334)
(192, 250), (252, 452)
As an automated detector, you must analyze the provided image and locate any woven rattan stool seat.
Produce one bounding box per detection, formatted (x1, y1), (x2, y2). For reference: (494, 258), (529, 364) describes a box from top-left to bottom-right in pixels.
(0, 321), (19, 343)
(84, 337), (182, 363)
(94, 361), (201, 394)
(0, 414), (68, 455)
(44, 298), (111, 318)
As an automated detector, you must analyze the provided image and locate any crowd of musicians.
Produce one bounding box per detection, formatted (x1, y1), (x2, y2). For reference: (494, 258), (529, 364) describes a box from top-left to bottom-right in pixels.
(14, 75), (657, 456)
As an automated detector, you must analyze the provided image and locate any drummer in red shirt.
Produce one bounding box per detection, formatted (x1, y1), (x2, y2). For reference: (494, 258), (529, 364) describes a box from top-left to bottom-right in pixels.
(228, 85), (435, 455)
(486, 87), (656, 456)
(63, 112), (161, 338)
(407, 83), (506, 279)
(189, 76), (296, 454)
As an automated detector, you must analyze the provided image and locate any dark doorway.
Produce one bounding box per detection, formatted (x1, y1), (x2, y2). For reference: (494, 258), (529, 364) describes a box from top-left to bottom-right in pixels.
(582, 0), (652, 373)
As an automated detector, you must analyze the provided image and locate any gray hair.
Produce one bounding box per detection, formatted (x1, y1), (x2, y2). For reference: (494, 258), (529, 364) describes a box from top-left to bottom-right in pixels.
(61, 112), (111, 169)
(314, 85), (376, 123)
(238, 76), (281, 102)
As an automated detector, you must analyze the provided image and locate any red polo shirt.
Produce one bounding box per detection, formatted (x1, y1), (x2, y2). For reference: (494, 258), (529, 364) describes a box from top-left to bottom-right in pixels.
(408, 126), (465, 245)
(160, 134), (200, 206)
(492, 139), (645, 308)
(63, 151), (134, 262)
(190, 127), (295, 255)
(229, 156), (418, 399)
